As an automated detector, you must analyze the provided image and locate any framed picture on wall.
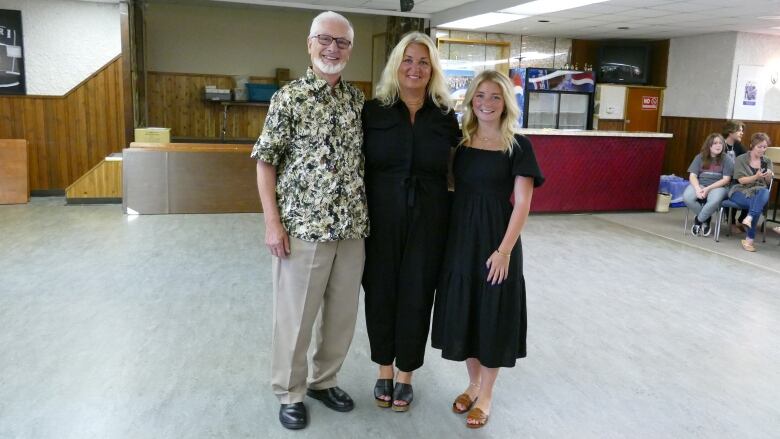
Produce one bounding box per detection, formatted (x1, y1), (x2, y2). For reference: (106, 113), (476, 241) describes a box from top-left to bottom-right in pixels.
(0, 9), (25, 95)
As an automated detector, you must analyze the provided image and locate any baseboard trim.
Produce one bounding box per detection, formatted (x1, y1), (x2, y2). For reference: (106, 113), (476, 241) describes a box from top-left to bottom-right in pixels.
(31, 189), (66, 197)
(66, 197), (122, 205)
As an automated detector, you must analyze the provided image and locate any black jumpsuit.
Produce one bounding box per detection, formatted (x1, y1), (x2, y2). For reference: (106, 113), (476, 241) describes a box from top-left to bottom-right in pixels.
(361, 98), (459, 372)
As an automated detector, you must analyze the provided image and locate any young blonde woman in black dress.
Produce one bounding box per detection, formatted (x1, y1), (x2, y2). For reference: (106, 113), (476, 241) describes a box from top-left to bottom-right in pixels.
(432, 70), (544, 428)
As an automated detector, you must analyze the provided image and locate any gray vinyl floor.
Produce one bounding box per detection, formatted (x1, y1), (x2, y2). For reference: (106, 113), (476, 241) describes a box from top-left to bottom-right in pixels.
(1, 198), (779, 439)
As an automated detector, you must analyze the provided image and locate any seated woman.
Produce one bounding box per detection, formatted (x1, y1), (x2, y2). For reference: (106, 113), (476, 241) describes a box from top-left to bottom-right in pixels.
(682, 133), (733, 237)
(728, 132), (775, 252)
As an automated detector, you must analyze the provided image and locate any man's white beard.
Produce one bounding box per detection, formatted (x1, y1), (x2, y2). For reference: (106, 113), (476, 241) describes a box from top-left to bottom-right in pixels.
(313, 57), (347, 75)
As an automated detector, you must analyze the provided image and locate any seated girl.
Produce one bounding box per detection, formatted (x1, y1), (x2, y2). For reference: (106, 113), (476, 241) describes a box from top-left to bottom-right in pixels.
(683, 133), (733, 237)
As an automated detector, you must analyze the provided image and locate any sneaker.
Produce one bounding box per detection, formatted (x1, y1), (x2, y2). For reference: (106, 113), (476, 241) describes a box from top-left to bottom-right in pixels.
(702, 221), (711, 237)
(691, 224), (701, 235)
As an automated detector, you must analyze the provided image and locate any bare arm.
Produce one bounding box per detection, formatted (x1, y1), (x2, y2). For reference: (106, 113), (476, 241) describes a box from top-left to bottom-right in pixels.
(486, 175), (534, 285)
(257, 161), (290, 258)
(689, 173), (701, 191)
(738, 172), (767, 185)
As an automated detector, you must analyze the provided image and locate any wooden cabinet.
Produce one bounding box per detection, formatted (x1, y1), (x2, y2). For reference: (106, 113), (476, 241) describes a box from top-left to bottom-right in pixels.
(0, 139), (28, 204)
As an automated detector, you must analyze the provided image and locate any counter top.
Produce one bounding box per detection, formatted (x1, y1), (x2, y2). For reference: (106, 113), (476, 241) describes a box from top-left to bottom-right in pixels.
(518, 129), (673, 138)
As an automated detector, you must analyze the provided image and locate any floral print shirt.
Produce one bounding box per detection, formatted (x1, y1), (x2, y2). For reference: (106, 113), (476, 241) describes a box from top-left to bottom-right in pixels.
(251, 68), (369, 242)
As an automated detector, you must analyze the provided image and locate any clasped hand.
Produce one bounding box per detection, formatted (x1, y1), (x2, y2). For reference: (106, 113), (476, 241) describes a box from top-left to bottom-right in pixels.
(756, 169), (772, 181)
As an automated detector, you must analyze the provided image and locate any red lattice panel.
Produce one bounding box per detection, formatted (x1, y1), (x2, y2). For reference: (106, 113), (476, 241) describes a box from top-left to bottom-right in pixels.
(528, 135), (667, 213)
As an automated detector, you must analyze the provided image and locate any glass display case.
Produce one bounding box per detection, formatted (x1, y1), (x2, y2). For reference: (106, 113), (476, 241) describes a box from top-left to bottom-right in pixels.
(510, 67), (595, 130)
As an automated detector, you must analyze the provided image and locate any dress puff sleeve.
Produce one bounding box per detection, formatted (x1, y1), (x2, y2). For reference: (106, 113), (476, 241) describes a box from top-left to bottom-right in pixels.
(511, 134), (545, 188)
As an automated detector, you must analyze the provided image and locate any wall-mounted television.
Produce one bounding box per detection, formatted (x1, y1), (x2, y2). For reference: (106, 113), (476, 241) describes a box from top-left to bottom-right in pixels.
(597, 44), (650, 85)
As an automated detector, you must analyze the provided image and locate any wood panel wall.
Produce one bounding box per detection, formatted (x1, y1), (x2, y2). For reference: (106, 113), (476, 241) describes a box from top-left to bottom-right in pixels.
(0, 57), (126, 191)
(597, 119), (625, 131)
(146, 71), (373, 142)
(660, 116), (780, 176)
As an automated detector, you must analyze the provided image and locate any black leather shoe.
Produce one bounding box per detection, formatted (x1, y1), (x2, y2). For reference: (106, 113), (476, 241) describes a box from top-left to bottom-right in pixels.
(306, 386), (354, 412)
(279, 402), (307, 430)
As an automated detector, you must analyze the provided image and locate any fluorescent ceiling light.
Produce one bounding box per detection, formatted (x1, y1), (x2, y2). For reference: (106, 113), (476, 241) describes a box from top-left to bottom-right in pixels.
(502, 0), (610, 16)
(439, 12), (527, 30)
(520, 51), (554, 60)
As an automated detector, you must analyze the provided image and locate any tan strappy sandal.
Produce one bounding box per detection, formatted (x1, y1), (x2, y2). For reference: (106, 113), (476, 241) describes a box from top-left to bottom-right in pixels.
(452, 393), (477, 414)
(465, 407), (489, 429)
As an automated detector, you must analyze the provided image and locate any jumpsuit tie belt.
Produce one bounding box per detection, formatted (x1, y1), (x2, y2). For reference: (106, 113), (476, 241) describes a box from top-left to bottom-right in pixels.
(401, 176), (419, 207)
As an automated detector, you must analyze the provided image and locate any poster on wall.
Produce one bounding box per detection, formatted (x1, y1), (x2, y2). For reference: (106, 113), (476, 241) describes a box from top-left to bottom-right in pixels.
(444, 69), (475, 123)
(509, 68), (526, 127)
(0, 9), (25, 95)
(732, 65), (764, 121)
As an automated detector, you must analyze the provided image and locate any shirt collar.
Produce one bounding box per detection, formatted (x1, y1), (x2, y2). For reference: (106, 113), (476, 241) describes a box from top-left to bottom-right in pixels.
(392, 94), (435, 111)
(305, 67), (346, 95)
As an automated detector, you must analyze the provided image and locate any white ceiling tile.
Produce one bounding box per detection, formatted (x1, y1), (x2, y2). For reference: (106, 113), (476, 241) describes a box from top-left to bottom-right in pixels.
(610, 8), (682, 18)
(411, 0), (474, 13)
(572, 4), (636, 14)
(202, 0), (780, 39)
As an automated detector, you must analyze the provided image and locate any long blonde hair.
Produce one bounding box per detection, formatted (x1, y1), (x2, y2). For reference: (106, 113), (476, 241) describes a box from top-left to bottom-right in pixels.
(374, 32), (451, 110)
(460, 70), (521, 153)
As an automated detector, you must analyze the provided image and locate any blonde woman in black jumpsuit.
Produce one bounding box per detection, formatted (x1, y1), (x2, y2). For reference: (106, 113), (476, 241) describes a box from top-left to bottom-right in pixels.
(362, 32), (459, 412)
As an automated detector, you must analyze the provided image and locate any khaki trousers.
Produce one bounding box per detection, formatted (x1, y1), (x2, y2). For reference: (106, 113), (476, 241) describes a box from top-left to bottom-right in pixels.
(270, 237), (365, 404)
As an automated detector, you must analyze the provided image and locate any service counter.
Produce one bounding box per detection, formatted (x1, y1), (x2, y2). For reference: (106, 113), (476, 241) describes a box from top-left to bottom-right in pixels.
(521, 129), (672, 213)
(123, 130), (671, 215)
(123, 142), (260, 214)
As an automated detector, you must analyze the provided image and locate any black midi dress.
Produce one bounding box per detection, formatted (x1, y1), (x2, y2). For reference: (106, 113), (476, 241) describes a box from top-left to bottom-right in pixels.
(362, 98), (459, 372)
(432, 135), (544, 368)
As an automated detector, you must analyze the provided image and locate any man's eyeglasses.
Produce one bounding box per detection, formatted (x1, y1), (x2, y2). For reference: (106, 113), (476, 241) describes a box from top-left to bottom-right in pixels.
(311, 34), (352, 49)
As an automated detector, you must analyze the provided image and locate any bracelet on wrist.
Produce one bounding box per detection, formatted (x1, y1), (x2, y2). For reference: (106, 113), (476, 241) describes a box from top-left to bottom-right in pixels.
(495, 249), (510, 258)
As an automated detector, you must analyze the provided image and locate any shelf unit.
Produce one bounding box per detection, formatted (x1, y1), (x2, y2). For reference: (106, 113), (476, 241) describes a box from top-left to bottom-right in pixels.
(212, 101), (270, 142)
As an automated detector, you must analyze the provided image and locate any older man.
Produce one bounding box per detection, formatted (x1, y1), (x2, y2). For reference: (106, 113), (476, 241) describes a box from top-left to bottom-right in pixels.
(250, 11), (367, 430)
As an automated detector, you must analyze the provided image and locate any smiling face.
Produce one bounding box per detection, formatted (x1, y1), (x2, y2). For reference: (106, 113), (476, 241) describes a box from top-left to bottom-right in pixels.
(709, 136), (724, 157)
(396, 43), (432, 93)
(307, 19), (352, 77)
(471, 80), (505, 125)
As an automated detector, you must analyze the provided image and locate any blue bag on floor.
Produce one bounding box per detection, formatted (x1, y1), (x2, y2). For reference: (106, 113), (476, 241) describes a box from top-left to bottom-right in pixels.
(659, 175), (689, 208)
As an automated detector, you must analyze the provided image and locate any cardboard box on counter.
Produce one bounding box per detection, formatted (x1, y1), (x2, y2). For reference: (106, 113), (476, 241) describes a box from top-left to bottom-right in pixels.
(135, 127), (171, 143)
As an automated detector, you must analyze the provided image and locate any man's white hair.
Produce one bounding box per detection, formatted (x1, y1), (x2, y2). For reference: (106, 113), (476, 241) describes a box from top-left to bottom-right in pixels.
(309, 11), (355, 44)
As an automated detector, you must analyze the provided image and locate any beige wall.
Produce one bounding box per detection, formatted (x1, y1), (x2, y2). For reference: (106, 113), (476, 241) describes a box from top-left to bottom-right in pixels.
(145, 3), (385, 82)
(0, 0), (121, 95)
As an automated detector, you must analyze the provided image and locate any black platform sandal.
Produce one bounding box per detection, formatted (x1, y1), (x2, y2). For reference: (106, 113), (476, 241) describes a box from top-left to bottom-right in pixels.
(391, 382), (413, 412)
(374, 379), (393, 408)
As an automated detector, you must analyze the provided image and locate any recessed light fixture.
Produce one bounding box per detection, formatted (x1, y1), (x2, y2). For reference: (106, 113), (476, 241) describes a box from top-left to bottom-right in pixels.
(538, 19), (550, 23)
(502, 0), (609, 15)
(617, 26), (629, 29)
(438, 12), (527, 30)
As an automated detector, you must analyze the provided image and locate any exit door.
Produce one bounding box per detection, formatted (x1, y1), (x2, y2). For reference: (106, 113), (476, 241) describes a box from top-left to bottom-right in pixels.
(625, 87), (662, 132)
